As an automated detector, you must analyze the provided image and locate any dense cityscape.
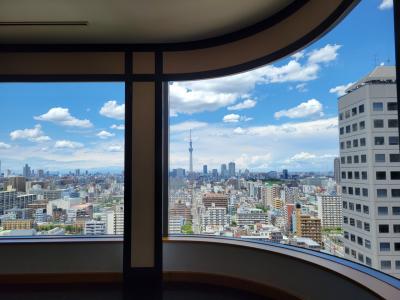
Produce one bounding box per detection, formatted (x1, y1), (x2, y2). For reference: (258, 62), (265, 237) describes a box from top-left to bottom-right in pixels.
(168, 66), (400, 278)
(0, 164), (124, 236)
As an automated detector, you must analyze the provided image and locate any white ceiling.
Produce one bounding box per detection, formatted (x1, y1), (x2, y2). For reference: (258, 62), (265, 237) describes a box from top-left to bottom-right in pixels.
(0, 0), (294, 44)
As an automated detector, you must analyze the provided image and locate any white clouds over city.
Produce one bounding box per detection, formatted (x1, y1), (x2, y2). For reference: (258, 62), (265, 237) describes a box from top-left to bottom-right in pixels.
(100, 101), (125, 120)
(274, 99), (324, 119)
(97, 130), (115, 139)
(329, 82), (354, 97)
(0, 142), (11, 149)
(54, 140), (84, 149)
(227, 99), (257, 111)
(10, 124), (51, 142)
(110, 124), (125, 130)
(34, 107), (93, 128)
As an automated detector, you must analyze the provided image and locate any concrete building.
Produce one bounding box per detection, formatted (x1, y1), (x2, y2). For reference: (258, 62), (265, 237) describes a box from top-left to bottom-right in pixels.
(113, 204), (124, 235)
(202, 193), (228, 209)
(317, 195), (342, 229)
(168, 215), (184, 234)
(201, 204), (228, 231)
(334, 157), (341, 184)
(296, 204), (322, 244)
(84, 220), (106, 235)
(220, 164), (227, 178)
(264, 184), (280, 208)
(339, 66), (400, 276)
(2, 219), (33, 230)
(237, 208), (267, 226)
(228, 162), (235, 177)
(6, 176), (26, 192)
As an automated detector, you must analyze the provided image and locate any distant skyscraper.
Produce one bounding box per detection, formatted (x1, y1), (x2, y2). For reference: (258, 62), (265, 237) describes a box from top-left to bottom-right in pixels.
(189, 129), (193, 174)
(334, 157), (340, 184)
(228, 162), (235, 177)
(282, 169), (288, 179)
(339, 66), (399, 276)
(75, 169), (80, 176)
(221, 164), (227, 178)
(203, 165), (208, 175)
(23, 164), (31, 178)
(212, 169), (218, 178)
(0, 160), (2, 176)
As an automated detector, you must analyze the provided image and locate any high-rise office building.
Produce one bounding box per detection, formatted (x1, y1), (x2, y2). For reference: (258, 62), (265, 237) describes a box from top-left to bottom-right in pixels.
(188, 129), (193, 174)
(22, 164), (31, 178)
(339, 66), (399, 276)
(228, 162), (235, 177)
(220, 164), (227, 178)
(282, 169), (289, 179)
(203, 165), (207, 175)
(334, 157), (341, 184)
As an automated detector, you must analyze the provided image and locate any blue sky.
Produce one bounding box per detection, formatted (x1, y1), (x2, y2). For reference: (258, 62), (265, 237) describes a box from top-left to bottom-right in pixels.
(0, 83), (125, 173)
(0, 0), (395, 174)
(169, 0), (395, 173)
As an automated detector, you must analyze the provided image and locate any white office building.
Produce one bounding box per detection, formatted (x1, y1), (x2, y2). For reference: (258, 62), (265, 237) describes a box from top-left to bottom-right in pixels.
(317, 195), (342, 229)
(339, 66), (400, 277)
(84, 220), (106, 235)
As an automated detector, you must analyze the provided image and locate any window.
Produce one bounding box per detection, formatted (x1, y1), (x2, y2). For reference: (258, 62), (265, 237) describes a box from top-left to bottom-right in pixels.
(375, 154), (385, 162)
(345, 110), (350, 118)
(389, 136), (399, 145)
(359, 104), (365, 113)
(365, 240), (371, 249)
(366, 257), (372, 267)
(350, 234), (356, 242)
(352, 139), (358, 147)
(347, 172), (353, 179)
(363, 205), (369, 214)
(0, 82), (125, 238)
(361, 154), (367, 163)
(355, 187), (360, 196)
(340, 142), (345, 149)
(362, 188), (368, 197)
(352, 107), (357, 116)
(375, 136), (385, 145)
(380, 243), (390, 252)
(373, 102), (384, 111)
(346, 140), (351, 148)
(343, 201), (348, 209)
(343, 216), (348, 224)
(360, 138), (366, 146)
(395, 243), (400, 251)
(390, 154), (400, 162)
(345, 247), (350, 254)
(352, 123), (358, 132)
(340, 127), (344, 135)
(394, 225), (400, 233)
(376, 171), (386, 180)
(388, 119), (398, 128)
(351, 250), (356, 258)
(342, 186), (347, 194)
(344, 231), (349, 239)
(379, 224), (389, 233)
(339, 113), (343, 120)
(341, 156), (345, 164)
(359, 121), (365, 130)
(396, 261), (400, 270)
(373, 119), (384, 128)
(364, 222), (370, 232)
(347, 156), (352, 164)
(377, 189), (387, 198)
(353, 155), (359, 163)
(346, 125), (351, 133)
(378, 207), (388, 215)
(355, 204), (361, 212)
(348, 187), (354, 195)
(391, 171), (400, 180)
(388, 102), (398, 111)
(349, 202), (354, 210)
(350, 218), (355, 226)
(357, 236), (363, 246)
(354, 171), (360, 179)
(361, 171), (367, 179)
(381, 261), (391, 270)
(392, 189), (400, 198)
(393, 207), (400, 215)
(356, 220), (362, 229)
(341, 171), (346, 179)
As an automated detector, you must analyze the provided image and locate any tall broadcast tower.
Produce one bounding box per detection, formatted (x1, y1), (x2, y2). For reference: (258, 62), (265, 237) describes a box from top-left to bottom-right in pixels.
(189, 129), (193, 174)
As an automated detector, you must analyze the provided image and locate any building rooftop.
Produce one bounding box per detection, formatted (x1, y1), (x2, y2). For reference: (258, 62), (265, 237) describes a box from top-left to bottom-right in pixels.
(346, 66), (396, 94)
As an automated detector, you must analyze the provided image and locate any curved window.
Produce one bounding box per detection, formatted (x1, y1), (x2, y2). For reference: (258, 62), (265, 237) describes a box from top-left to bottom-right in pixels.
(168, 1), (399, 279)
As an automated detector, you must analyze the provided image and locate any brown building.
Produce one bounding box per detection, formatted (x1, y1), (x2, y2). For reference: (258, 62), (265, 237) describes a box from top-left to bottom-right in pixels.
(169, 201), (192, 223)
(202, 193), (228, 209)
(296, 204), (322, 245)
(2, 219), (33, 230)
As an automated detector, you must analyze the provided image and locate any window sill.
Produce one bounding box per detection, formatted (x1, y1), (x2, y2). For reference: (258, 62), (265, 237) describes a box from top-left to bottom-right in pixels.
(0, 235), (123, 244)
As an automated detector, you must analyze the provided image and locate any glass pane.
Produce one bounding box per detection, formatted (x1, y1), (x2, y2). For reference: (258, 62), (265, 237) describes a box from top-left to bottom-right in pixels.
(0, 83), (125, 237)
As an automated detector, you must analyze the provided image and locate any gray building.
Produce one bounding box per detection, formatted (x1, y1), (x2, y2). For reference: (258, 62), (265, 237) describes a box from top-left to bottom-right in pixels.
(228, 162), (235, 177)
(339, 66), (399, 277)
(334, 157), (341, 184)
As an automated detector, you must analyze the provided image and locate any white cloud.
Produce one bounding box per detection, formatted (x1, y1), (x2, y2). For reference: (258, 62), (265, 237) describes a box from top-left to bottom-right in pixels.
(291, 50), (305, 61)
(0, 142), (11, 149)
(307, 44), (342, 64)
(235, 153), (272, 170)
(54, 140), (84, 149)
(110, 124), (125, 130)
(97, 130), (115, 139)
(169, 44), (341, 116)
(295, 83), (308, 92)
(100, 101), (125, 120)
(10, 124), (51, 142)
(329, 82), (355, 97)
(379, 0), (393, 10)
(227, 99), (257, 111)
(170, 121), (208, 133)
(223, 114), (241, 123)
(274, 99), (323, 119)
(107, 145), (123, 152)
(34, 107), (93, 128)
